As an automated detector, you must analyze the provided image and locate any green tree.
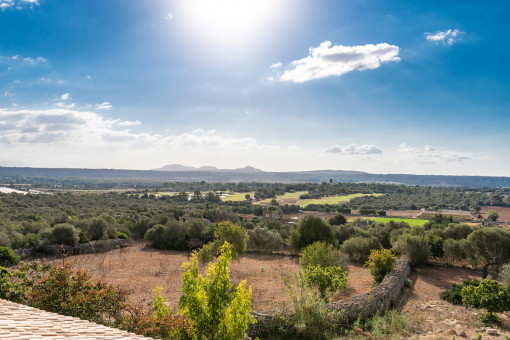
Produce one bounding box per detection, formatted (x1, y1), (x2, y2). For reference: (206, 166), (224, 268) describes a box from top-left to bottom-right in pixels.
(179, 242), (255, 339)
(467, 227), (510, 278)
(247, 226), (283, 253)
(392, 234), (431, 266)
(365, 249), (397, 284)
(289, 214), (336, 250)
(341, 236), (381, 263)
(49, 223), (80, 246)
(198, 221), (248, 263)
(329, 213), (347, 226)
(300, 241), (339, 269)
(487, 210), (499, 222)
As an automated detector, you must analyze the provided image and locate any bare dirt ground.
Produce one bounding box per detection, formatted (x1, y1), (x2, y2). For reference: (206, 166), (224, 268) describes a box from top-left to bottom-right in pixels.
(60, 241), (372, 314)
(49, 243), (510, 338)
(481, 206), (510, 222)
(399, 265), (510, 339)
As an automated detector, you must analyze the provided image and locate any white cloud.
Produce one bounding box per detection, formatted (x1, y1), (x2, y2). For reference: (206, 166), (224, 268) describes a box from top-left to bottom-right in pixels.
(325, 143), (383, 155)
(85, 75), (92, 79)
(55, 102), (76, 109)
(60, 93), (70, 100)
(165, 13), (173, 20)
(397, 143), (417, 153)
(425, 29), (463, 46)
(96, 102), (113, 110)
(269, 61), (282, 69)
(22, 56), (47, 64)
(0, 0), (38, 10)
(424, 144), (436, 151)
(280, 41), (400, 83)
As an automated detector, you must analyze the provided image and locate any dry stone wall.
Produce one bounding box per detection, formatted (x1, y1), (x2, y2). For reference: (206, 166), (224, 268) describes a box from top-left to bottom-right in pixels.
(249, 256), (410, 336)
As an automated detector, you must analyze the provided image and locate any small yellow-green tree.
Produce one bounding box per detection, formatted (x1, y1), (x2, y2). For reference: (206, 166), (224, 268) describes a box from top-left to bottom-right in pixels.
(179, 242), (255, 339)
(365, 249), (397, 284)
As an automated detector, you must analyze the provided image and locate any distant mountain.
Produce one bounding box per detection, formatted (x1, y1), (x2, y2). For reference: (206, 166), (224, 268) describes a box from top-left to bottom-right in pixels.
(1, 166), (510, 188)
(233, 166), (264, 173)
(153, 164), (196, 171)
(153, 164), (263, 173)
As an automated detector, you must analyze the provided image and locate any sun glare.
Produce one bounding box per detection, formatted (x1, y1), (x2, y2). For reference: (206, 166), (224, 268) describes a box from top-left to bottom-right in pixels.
(179, 0), (286, 47)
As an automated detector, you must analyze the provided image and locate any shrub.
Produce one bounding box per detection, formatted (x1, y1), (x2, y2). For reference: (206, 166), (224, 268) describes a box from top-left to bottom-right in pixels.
(116, 231), (129, 239)
(144, 221), (187, 250)
(27, 261), (129, 325)
(49, 223), (80, 246)
(341, 236), (381, 263)
(365, 249), (397, 284)
(213, 221), (248, 260)
(247, 226), (283, 253)
(443, 238), (469, 264)
(329, 213), (347, 226)
(439, 279), (480, 305)
(359, 208), (376, 215)
(300, 241), (339, 269)
(283, 273), (343, 339)
(443, 223), (474, 240)
(392, 234), (431, 266)
(289, 214), (336, 250)
(303, 265), (348, 299)
(467, 227), (510, 278)
(179, 242), (255, 339)
(0, 266), (26, 302)
(0, 246), (20, 266)
(333, 224), (357, 245)
(500, 263), (510, 290)
(462, 279), (510, 323)
(426, 232), (444, 258)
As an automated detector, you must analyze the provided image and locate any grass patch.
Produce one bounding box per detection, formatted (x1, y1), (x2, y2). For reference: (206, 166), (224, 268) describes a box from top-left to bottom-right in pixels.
(348, 216), (429, 227)
(298, 193), (384, 207)
(220, 191), (255, 202)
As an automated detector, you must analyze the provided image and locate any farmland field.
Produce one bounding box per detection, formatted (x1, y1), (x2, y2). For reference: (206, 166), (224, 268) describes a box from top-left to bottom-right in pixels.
(347, 216), (429, 227)
(263, 192), (384, 207)
(220, 191), (255, 201)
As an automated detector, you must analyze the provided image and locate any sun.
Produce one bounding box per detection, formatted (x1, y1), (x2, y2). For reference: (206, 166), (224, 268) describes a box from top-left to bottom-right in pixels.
(178, 0), (287, 48)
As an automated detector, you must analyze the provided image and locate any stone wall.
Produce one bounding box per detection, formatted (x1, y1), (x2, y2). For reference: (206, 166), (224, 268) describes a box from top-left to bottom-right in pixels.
(328, 255), (410, 321)
(14, 239), (132, 258)
(249, 256), (410, 336)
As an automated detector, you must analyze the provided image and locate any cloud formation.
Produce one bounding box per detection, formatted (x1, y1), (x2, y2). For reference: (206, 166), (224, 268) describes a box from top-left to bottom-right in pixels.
(269, 61), (282, 69)
(0, 0), (39, 10)
(279, 41), (400, 82)
(397, 143), (418, 153)
(325, 143), (383, 155)
(425, 29), (463, 46)
(96, 102), (113, 110)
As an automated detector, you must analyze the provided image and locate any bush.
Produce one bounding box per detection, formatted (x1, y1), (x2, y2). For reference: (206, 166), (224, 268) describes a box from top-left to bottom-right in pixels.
(289, 215), (336, 250)
(443, 238), (469, 264)
(144, 221), (187, 250)
(283, 273), (343, 339)
(500, 263), (510, 290)
(359, 208), (376, 215)
(333, 224), (357, 245)
(439, 279), (480, 305)
(179, 242), (255, 339)
(341, 236), (381, 263)
(0, 247), (20, 266)
(27, 261), (129, 325)
(303, 265), (348, 299)
(49, 223), (80, 246)
(443, 223), (474, 240)
(300, 241), (339, 269)
(392, 234), (431, 266)
(329, 213), (347, 226)
(247, 226), (283, 253)
(365, 249), (397, 284)
(426, 232), (444, 258)
(116, 231), (129, 239)
(462, 279), (510, 323)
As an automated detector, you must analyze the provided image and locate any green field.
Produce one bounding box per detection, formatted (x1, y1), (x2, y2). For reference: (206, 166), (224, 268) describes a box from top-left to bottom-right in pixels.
(220, 192), (255, 202)
(298, 193), (384, 207)
(348, 216), (429, 227)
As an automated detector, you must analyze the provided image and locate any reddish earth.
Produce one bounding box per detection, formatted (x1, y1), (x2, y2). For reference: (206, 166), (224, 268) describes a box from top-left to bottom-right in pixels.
(50, 243), (510, 338)
(481, 206), (510, 222)
(60, 241), (372, 314)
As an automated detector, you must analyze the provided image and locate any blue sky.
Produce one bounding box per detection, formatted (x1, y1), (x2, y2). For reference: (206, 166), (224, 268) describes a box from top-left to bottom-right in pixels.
(0, 0), (509, 176)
